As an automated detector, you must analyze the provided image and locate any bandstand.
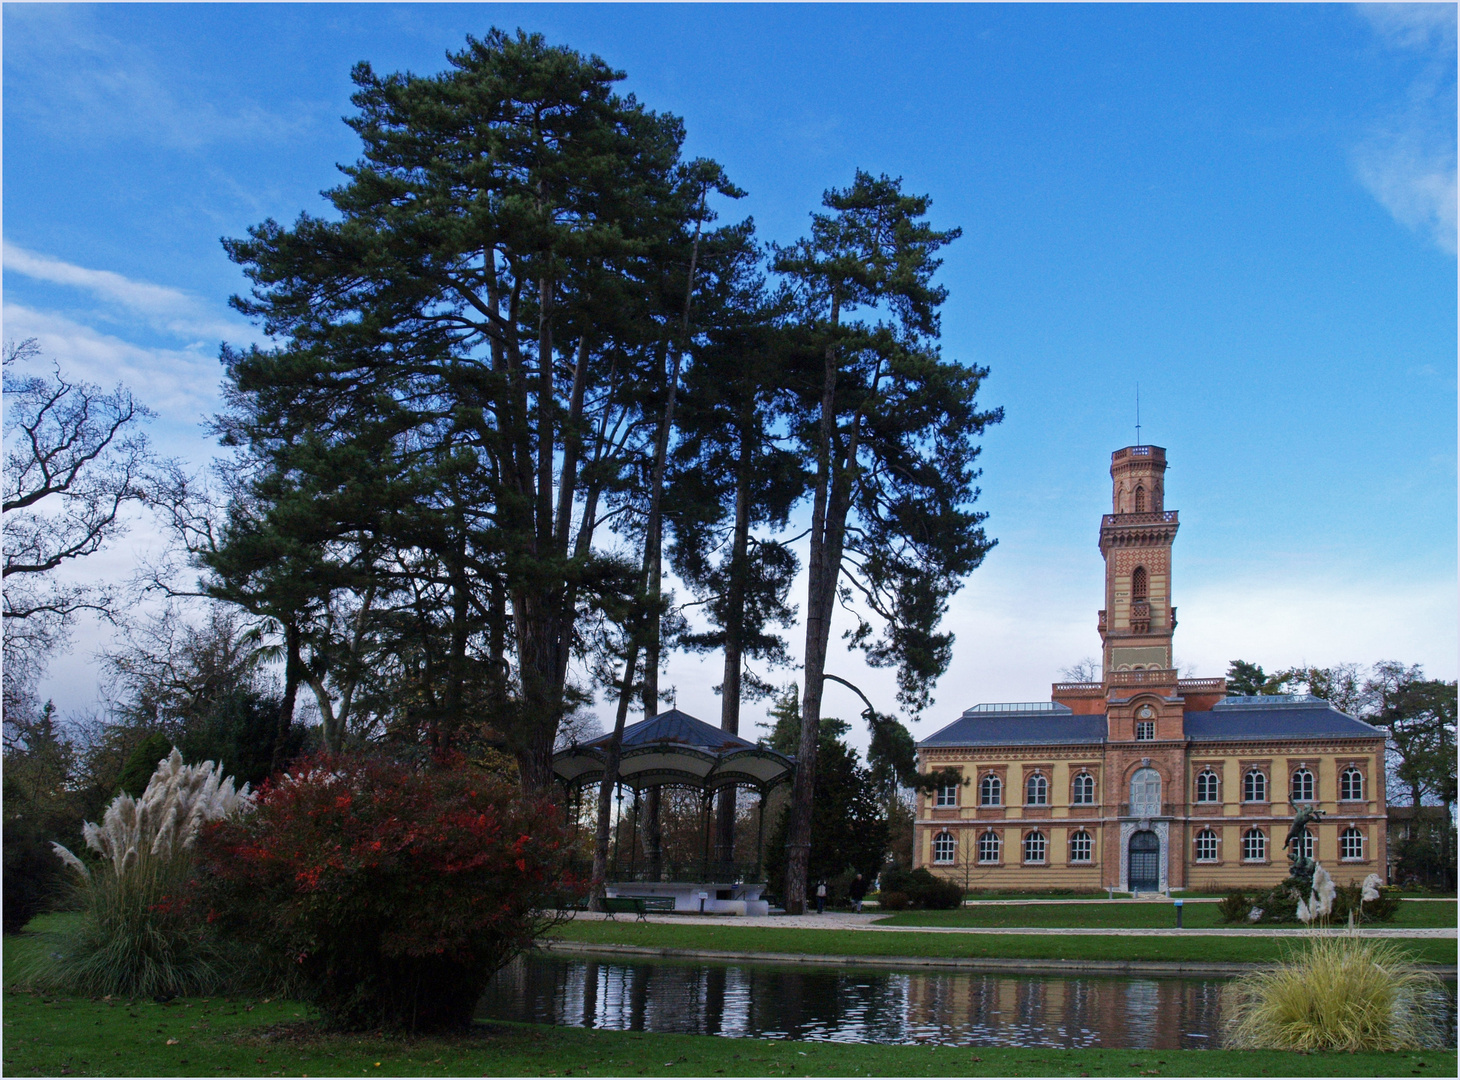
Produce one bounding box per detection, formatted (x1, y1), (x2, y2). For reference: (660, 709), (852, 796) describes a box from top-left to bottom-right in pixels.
(553, 709), (794, 915)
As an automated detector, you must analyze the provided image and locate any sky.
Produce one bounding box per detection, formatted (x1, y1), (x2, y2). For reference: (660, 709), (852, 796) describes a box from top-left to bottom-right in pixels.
(4, 3), (1456, 750)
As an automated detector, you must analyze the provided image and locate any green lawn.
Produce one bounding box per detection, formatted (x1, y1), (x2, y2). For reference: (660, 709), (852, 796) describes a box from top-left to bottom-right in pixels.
(875, 899), (1459, 931)
(7, 915), (1455, 1078)
(547, 920), (1458, 967)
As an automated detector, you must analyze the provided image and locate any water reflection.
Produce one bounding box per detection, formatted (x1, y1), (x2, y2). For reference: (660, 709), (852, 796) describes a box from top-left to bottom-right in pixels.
(478, 954), (1234, 1049)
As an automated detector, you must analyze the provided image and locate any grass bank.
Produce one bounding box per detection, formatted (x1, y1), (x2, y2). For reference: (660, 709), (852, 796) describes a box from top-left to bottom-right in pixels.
(6, 918), (1455, 1077)
(548, 920), (1458, 967)
(875, 900), (1458, 931)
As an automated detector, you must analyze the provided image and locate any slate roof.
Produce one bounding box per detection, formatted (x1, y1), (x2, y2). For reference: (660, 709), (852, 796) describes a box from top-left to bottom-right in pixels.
(917, 696), (1384, 749)
(919, 703), (1105, 748)
(581, 708), (757, 753)
(1186, 702), (1385, 743)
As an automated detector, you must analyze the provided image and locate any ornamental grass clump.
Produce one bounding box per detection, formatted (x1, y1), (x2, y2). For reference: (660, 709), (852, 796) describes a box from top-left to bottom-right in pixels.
(194, 752), (572, 1033)
(1223, 934), (1447, 1051)
(40, 749), (253, 997)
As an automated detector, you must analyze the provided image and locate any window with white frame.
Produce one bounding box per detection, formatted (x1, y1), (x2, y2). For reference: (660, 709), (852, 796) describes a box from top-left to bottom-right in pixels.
(1297, 826), (1314, 861)
(1290, 768), (1314, 803)
(1196, 769), (1220, 803)
(1340, 767), (1364, 801)
(1195, 828), (1218, 861)
(979, 774), (1002, 806)
(933, 830), (956, 864)
(1023, 831), (1047, 864)
(1026, 772), (1048, 806)
(977, 830), (1001, 864)
(1243, 768), (1268, 803)
(1341, 826), (1365, 860)
(1069, 830), (1092, 863)
(1135, 721), (1155, 741)
(1242, 827), (1266, 862)
(936, 781), (959, 807)
(1072, 772), (1096, 805)
(1129, 767), (1162, 816)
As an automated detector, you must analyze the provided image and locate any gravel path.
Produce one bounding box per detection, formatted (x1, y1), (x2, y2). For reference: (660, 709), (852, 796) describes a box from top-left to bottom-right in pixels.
(570, 909), (1457, 938)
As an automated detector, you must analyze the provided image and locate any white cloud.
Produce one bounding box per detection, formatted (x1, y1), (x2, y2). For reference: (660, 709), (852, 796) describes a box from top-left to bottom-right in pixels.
(4, 5), (317, 152)
(1352, 5), (1458, 255)
(2, 302), (224, 423)
(4, 243), (246, 341)
(1353, 128), (1458, 255)
(1357, 3), (1458, 52)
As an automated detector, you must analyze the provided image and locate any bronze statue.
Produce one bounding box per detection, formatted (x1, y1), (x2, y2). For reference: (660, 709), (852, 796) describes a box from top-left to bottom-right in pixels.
(1284, 805), (1325, 887)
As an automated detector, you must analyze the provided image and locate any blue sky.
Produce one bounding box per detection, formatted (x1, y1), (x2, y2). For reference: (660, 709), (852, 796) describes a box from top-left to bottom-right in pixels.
(4, 3), (1456, 740)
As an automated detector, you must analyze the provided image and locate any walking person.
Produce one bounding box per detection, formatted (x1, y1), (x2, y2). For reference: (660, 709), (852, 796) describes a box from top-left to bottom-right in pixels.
(815, 880), (827, 914)
(848, 873), (866, 913)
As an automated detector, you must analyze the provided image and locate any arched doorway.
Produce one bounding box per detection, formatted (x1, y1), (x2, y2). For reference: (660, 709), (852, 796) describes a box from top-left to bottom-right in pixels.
(1128, 830), (1160, 892)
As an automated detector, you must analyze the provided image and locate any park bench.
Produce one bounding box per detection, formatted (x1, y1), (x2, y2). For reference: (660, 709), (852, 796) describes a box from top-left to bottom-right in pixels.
(602, 895), (676, 921)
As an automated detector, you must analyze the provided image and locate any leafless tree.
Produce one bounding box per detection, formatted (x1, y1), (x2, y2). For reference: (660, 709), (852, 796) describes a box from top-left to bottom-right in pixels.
(1059, 657), (1102, 683)
(3, 338), (158, 692)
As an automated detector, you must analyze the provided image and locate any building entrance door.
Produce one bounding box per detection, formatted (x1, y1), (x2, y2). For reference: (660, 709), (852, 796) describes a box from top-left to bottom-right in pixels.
(1128, 830), (1160, 892)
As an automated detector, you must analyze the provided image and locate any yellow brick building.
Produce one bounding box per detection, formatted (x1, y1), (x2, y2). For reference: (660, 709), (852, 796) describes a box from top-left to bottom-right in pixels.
(913, 445), (1388, 893)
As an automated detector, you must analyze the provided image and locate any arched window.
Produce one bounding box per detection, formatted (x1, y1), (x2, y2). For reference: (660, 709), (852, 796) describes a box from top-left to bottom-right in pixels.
(979, 774), (1002, 806)
(1196, 769), (1220, 803)
(1132, 566), (1148, 601)
(1072, 772), (1096, 805)
(1340, 767), (1364, 801)
(977, 831), (1001, 864)
(1341, 826), (1365, 860)
(1297, 826), (1314, 861)
(1026, 772), (1048, 806)
(1242, 827), (1266, 862)
(1134, 485), (1146, 513)
(1290, 768), (1315, 803)
(1243, 768), (1268, 803)
(1069, 830), (1092, 863)
(1023, 831), (1047, 864)
(1130, 767), (1162, 816)
(936, 781), (959, 807)
(1195, 828), (1219, 862)
(933, 830), (956, 864)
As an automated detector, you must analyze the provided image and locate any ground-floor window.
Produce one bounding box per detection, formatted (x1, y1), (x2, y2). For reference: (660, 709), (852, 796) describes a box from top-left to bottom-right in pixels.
(1340, 826), (1365, 860)
(977, 830), (1001, 864)
(1195, 828), (1218, 862)
(1242, 827), (1266, 862)
(1023, 831), (1046, 864)
(1069, 830), (1092, 863)
(933, 830), (956, 864)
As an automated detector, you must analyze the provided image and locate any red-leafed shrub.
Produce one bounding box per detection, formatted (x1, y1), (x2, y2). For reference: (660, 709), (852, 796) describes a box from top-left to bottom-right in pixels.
(194, 753), (571, 1031)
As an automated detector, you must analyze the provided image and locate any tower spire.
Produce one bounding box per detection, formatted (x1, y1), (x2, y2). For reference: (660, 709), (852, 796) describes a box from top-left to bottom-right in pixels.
(1135, 384), (1141, 446)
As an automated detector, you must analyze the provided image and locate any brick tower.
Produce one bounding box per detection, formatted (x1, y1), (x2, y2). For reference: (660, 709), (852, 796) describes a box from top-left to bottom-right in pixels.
(1099, 445), (1178, 676)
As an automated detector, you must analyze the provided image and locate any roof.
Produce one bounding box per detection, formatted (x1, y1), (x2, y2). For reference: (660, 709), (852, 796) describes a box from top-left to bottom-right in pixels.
(1186, 701), (1385, 742)
(919, 703), (1106, 748)
(917, 695), (1384, 750)
(553, 708), (793, 792)
(579, 708), (757, 753)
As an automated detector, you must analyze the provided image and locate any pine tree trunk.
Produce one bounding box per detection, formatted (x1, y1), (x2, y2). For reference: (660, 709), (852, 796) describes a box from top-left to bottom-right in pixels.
(273, 621), (302, 770)
(715, 427), (754, 865)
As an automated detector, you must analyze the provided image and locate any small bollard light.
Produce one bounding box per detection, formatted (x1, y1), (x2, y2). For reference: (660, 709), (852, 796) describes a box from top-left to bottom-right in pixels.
(1174, 898), (1184, 928)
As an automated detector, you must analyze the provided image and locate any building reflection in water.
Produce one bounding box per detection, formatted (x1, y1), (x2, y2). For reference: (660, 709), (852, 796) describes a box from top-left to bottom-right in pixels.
(479, 956), (1237, 1049)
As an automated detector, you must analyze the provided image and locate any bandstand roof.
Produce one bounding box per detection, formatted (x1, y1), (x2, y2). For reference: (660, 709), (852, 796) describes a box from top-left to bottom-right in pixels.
(553, 708), (795, 793)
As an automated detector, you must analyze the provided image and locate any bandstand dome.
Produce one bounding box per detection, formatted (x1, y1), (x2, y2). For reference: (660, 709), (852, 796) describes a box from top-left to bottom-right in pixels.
(552, 708), (793, 793)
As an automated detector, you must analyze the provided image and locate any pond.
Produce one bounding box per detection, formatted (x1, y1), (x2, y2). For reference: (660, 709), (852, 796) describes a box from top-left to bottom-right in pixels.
(479, 954), (1227, 1049)
(478, 954), (1459, 1050)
